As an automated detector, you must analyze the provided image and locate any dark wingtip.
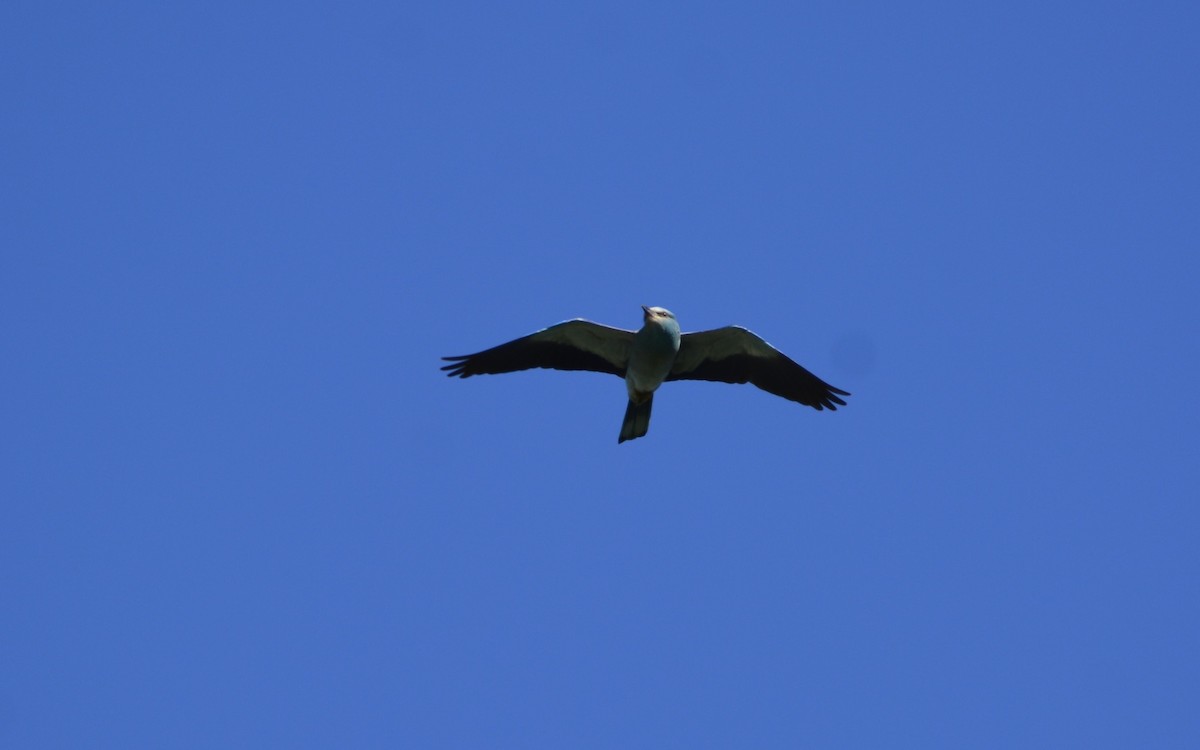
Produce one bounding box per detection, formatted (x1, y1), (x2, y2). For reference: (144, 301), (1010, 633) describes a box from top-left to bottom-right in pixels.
(823, 385), (850, 409)
(807, 388), (849, 411)
(441, 356), (470, 378)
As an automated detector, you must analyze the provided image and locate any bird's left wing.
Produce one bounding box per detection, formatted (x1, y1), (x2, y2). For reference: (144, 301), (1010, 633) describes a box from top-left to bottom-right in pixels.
(667, 326), (850, 410)
(442, 319), (634, 378)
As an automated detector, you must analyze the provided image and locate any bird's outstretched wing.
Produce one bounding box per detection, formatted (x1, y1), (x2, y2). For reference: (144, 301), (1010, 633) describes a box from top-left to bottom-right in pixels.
(667, 326), (850, 410)
(442, 319), (634, 378)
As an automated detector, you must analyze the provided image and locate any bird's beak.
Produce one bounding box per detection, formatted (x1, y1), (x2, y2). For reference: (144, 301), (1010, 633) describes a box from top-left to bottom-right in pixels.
(641, 305), (651, 316)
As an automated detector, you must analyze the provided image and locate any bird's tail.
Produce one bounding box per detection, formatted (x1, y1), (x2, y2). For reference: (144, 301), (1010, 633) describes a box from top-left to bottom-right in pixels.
(618, 395), (653, 444)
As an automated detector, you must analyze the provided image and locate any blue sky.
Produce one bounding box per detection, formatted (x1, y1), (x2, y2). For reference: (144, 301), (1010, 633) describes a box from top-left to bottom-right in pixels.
(3, 1), (1198, 747)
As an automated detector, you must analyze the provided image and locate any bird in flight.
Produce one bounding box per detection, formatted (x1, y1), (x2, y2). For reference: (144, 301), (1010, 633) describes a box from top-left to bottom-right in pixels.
(442, 306), (850, 443)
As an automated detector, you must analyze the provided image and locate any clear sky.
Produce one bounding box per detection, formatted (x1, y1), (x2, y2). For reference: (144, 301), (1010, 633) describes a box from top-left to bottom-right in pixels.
(3, 1), (1198, 747)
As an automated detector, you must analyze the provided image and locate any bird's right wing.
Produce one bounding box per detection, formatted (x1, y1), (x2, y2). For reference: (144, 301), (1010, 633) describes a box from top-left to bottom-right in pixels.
(442, 319), (634, 378)
(668, 326), (849, 410)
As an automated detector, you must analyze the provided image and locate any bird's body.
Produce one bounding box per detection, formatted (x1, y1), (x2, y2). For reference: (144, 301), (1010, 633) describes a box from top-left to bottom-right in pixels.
(442, 306), (849, 443)
(620, 307), (682, 442)
(626, 307), (682, 398)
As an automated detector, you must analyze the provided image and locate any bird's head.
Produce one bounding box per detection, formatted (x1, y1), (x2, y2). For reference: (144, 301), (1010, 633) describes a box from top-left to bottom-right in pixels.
(641, 305), (676, 322)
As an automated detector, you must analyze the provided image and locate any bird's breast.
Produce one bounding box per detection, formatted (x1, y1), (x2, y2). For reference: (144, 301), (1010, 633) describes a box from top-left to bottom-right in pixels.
(625, 324), (680, 395)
